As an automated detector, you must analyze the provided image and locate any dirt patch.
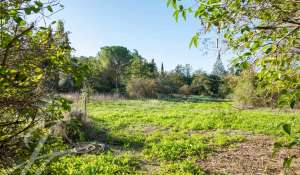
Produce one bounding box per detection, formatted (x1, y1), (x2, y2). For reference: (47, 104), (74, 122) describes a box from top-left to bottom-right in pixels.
(198, 134), (300, 175)
(143, 125), (159, 134)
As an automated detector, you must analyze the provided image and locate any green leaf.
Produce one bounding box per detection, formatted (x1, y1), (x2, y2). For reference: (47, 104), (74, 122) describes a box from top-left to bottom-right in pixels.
(167, 0), (177, 8)
(240, 61), (249, 70)
(171, 0), (177, 8)
(241, 26), (250, 34)
(32, 7), (40, 13)
(47, 5), (53, 12)
(179, 5), (184, 11)
(34, 67), (42, 73)
(282, 123), (291, 135)
(250, 40), (261, 52)
(35, 1), (43, 7)
(182, 10), (187, 21)
(242, 52), (252, 57)
(8, 10), (17, 16)
(262, 45), (274, 54)
(173, 10), (179, 22)
(195, 4), (205, 17)
(167, 0), (172, 7)
(60, 98), (71, 111)
(189, 33), (199, 48)
(24, 8), (32, 15)
(14, 16), (24, 24)
(33, 73), (43, 81)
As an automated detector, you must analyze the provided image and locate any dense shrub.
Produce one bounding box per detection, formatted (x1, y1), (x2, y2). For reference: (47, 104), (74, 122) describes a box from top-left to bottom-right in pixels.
(233, 70), (257, 108)
(156, 73), (185, 94)
(191, 73), (211, 96)
(217, 75), (239, 99)
(179, 85), (192, 95)
(233, 70), (280, 108)
(52, 110), (96, 144)
(126, 78), (158, 98)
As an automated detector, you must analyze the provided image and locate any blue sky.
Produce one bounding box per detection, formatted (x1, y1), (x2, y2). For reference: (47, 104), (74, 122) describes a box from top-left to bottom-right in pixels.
(51, 0), (233, 72)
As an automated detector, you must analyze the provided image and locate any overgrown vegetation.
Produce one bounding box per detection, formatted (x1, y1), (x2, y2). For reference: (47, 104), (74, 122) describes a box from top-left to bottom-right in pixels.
(3, 98), (298, 174)
(0, 0), (76, 165)
(1, 0), (299, 174)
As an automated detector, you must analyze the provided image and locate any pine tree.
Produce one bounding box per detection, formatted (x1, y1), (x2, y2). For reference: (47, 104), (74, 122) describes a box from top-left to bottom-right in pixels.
(211, 50), (227, 77)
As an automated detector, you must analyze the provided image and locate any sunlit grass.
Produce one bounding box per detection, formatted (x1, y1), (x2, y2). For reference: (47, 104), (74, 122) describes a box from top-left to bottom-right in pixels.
(21, 98), (299, 175)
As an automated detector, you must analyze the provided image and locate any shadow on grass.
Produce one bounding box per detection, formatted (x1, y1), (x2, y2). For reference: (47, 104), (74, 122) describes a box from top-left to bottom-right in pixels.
(85, 118), (145, 151)
(157, 95), (230, 103)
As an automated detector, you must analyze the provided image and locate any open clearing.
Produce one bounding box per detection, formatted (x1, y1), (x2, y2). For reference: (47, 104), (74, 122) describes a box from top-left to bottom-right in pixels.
(47, 99), (300, 175)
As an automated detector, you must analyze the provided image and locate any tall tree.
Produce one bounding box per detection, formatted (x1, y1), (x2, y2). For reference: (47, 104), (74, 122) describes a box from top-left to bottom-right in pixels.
(174, 64), (193, 85)
(128, 49), (145, 78)
(148, 58), (158, 78)
(160, 62), (165, 76)
(98, 46), (132, 93)
(45, 20), (72, 91)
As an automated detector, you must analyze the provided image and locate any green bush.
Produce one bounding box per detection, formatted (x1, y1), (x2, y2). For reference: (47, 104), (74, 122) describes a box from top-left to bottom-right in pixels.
(126, 78), (158, 98)
(156, 72), (185, 94)
(233, 70), (278, 108)
(233, 70), (258, 108)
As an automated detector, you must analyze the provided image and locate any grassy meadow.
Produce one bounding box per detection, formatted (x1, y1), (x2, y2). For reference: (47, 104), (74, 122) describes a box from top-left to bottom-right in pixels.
(36, 97), (300, 175)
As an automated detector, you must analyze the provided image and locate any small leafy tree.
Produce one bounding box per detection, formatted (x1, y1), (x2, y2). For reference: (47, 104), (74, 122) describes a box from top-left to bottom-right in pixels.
(0, 0), (75, 155)
(191, 70), (211, 96)
(98, 46), (133, 93)
(127, 51), (158, 80)
(233, 70), (257, 108)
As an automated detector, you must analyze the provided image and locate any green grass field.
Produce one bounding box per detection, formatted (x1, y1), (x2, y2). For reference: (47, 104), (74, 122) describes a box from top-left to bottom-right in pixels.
(24, 98), (300, 175)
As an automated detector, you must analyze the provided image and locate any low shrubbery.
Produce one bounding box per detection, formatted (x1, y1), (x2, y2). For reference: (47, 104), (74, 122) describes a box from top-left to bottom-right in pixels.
(179, 85), (193, 95)
(126, 78), (158, 98)
(233, 70), (279, 109)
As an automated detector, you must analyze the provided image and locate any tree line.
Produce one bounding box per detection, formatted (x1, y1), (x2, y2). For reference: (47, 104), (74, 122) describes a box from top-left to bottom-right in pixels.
(53, 43), (233, 99)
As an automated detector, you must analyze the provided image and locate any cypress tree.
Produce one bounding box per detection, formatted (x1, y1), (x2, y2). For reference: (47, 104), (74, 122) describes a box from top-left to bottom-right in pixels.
(160, 62), (165, 75)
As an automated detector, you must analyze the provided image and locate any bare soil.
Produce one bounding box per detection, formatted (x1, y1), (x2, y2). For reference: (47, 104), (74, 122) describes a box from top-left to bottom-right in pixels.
(198, 134), (300, 175)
